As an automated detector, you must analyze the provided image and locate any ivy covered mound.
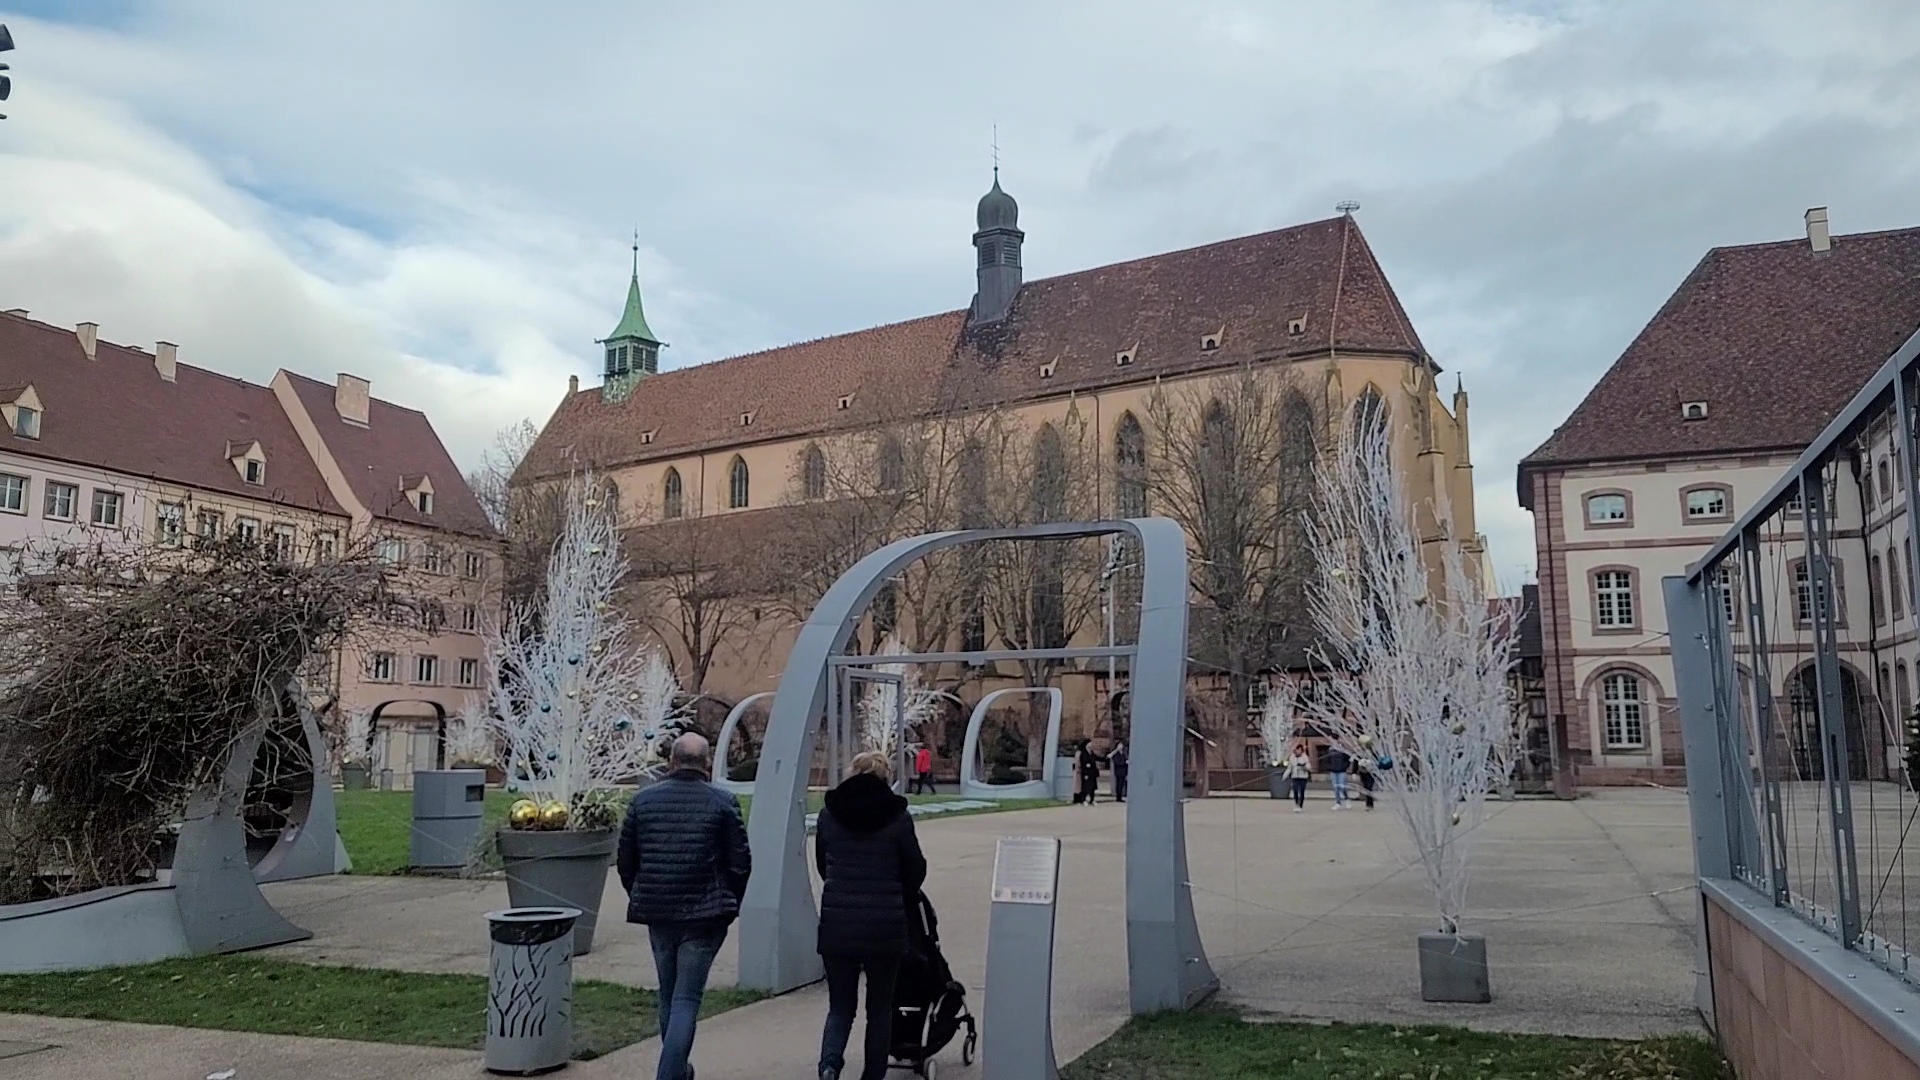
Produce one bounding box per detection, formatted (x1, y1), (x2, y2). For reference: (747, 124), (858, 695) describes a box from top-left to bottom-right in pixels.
(0, 536), (387, 903)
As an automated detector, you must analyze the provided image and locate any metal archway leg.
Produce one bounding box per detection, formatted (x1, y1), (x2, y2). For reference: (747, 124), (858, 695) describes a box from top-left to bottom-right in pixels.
(254, 692), (350, 882)
(174, 712), (312, 955)
(715, 691), (776, 796)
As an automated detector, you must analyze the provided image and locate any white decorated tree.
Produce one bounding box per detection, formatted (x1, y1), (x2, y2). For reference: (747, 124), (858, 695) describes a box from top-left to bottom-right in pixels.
(446, 704), (497, 768)
(482, 472), (690, 829)
(1257, 676), (1302, 768)
(858, 633), (943, 762)
(1300, 413), (1519, 936)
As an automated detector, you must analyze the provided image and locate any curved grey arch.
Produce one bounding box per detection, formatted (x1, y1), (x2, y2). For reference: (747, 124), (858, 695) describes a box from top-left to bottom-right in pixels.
(958, 687), (1063, 800)
(737, 518), (1218, 1013)
(714, 691), (776, 796)
(254, 693), (351, 882)
(174, 697), (312, 954)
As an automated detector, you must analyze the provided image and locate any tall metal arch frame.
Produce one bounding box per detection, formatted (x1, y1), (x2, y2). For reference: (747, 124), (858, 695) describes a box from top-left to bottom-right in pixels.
(736, 518), (1218, 1014)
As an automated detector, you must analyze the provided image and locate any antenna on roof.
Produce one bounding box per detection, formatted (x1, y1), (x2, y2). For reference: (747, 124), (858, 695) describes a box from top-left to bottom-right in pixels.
(1336, 200), (1360, 216)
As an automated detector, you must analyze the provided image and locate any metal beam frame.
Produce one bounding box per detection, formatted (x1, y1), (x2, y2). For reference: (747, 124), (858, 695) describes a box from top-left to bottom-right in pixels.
(1805, 463), (1864, 946)
(735, 519), (1218, 1014)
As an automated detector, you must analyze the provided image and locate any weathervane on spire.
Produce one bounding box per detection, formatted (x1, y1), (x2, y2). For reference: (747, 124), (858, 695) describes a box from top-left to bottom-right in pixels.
(1336, 200), (1361, 216)
(992, 123), (1000, 180)
(631, 228), (639, 277)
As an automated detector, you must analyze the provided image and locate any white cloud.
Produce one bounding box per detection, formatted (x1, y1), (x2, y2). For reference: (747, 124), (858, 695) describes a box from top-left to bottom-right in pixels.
(2, 0), (1919, 578)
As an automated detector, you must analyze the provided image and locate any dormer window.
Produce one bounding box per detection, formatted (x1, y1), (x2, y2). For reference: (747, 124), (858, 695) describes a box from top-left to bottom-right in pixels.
(2, 385), (43, 439)
(227, 440), (266, 486)
(401, 474), (435, 515)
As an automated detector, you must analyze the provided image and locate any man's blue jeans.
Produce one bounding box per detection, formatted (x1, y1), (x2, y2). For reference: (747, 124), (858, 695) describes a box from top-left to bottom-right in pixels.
(648, 923), (727, 1080)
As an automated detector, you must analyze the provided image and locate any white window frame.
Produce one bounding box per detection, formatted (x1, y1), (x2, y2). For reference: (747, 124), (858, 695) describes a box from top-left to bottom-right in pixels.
(233, 516), (261, 544)
(0, 473), (25, 515)
(244, 459), (265, 486)
(371, 651), (396, 682)
(270, 523), (296, 561)
(44, 481), (76, 521)
(416, 490), (434, 514)
(415, 654), (440, 685)
(379, 538), (406, 566)
(1585, 492), (1629, 526)
(157, 502), (185, 545)
(313, 530), (339, 561)
(461, 603), (478, 632)
(1684, 487), (1729, 520)
(196, 509), (223, 541)
(458, 658), (480, 687)
(463, 551), (483, 578)
(90, 489), (123, 528)
(1594, 570), (1637, 629)
(12, 405), (40, 439)
(1601, 672), (1647, 749)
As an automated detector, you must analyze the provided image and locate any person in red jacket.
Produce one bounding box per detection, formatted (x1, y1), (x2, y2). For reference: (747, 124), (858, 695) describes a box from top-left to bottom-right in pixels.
(911, 744), (935, 795)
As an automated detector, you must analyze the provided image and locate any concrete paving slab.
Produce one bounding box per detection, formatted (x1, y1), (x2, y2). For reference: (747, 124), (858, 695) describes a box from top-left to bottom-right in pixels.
(234, 788), (1702, 1079)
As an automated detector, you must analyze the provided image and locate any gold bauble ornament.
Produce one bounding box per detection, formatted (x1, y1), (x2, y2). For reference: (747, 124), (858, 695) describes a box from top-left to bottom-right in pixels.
(508, 800), (541, 829)
(1359, 734), (1374, 747)
(540, 802), (570, 830)
(1450, 722), (1466, 735)
(1450, 811), (1463, 827)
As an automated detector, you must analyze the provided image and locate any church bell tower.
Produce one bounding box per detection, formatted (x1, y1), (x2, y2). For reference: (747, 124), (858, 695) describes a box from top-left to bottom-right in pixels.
(600, 241), (664, 404)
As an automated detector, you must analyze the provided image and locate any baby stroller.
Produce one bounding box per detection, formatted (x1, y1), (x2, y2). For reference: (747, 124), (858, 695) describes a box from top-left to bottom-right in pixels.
(887, 891), (977, 1078)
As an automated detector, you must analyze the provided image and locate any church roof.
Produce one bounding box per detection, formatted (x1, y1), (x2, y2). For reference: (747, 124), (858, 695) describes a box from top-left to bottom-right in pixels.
(518, 214), (1425, 482)
(605, 273), (660, 344)
(1518, 224), (1920, 504)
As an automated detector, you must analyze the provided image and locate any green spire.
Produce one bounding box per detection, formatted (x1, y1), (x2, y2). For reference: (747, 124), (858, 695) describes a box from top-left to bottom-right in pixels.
(606, 241), (660, 345)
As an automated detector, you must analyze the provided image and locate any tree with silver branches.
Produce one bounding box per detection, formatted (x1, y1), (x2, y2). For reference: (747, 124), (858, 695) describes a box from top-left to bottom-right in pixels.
(858, 632), (943, 762)
(1300, 413), (1519, 937)
(1257, 675), (1303, 767)
(483, 472), (689, 818)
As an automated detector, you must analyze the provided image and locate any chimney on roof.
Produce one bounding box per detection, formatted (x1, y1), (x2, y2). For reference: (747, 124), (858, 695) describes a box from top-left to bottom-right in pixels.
(1805, 207), (1831, 254)
(75, 322), (98, 360)
(154, 342), (177, 382)
(569, 374), (579, 395)
(335, 373), (371, 426)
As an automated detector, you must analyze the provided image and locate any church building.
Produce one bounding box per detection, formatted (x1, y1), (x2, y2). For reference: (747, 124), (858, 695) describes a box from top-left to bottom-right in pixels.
(514, 176), (1486, 773)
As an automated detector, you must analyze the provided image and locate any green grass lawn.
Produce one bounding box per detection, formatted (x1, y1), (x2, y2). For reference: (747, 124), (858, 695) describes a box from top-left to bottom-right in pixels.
(337, 788), (1062, 875)
(1061, 1007), (1730, 1080)
(334, 788), (518, 875)
(0, 955), (761, 1060)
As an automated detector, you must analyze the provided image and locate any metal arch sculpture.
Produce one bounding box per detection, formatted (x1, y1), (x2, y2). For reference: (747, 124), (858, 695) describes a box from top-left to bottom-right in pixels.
(737, 518), (1218, 1014)
(252, 692), (352, 882)
(958, 687), (1064, 801)
(714, 691), (776, 796)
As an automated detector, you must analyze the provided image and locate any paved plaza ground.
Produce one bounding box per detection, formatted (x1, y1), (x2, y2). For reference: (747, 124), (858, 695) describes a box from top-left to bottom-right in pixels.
(0, 788), (1702, 1079)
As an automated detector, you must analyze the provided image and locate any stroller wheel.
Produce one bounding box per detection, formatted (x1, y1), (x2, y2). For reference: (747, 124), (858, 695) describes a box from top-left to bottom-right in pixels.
(962, 1028), (977, 1065)
(921, 1061), (937, 1080)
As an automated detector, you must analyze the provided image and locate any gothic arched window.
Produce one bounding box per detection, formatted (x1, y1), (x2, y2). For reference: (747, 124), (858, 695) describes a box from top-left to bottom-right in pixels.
(877, 434), (906, 493)
(1351, 386), (1389, 456)
(662, 467), (684, 519)
(1033, 424), (1068, 522)
(1115, 412), (1147, 518)
(728, 456), (750, 509)
(802, 445), (827, 501)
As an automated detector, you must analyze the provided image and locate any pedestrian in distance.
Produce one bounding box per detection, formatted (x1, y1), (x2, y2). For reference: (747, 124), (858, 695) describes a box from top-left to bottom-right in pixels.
(617, 732), (751, 1080)
(1285, 742), (1312, 813)
(911, 743), (936, 795)
(815, 750), (930, 1080)
(1076, 740), (1102, 805)
(1326, 745), (1352, 810)
(1109, 738), (1129, 802)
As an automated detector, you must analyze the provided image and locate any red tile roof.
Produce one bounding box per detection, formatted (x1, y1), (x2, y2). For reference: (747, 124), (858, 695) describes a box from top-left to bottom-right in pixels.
(281, 372), (497, 539)
(1518, 225), (1920, 504)
(0, 311), (496, 540)
(0, 311), (345, 516)
(518, 215), (1425, 482)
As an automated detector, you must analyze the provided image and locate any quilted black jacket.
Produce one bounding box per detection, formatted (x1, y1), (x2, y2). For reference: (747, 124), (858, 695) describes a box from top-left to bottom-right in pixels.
(617, 770), (752, 927)
(814, 773), (928, 958)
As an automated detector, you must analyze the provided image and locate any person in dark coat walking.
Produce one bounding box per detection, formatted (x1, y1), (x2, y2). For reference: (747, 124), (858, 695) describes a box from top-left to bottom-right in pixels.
(1108, 739), (1129, 802)
(815, 750), (929, 1080)
(617, 733), (751, 1080)
(1076, 741), (1102, 805)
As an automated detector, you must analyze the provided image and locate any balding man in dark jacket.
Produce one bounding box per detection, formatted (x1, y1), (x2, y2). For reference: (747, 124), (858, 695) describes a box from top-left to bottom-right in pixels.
(618, 733), (750, 1080)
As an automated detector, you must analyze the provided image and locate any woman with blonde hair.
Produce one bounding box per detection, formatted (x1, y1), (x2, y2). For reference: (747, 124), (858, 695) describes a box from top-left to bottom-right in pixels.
(814, 750), (928, 1080)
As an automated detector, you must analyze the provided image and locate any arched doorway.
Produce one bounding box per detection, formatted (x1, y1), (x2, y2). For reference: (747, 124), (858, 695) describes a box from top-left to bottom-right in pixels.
(369, 699), (450, 786)
(1788, 664), (1870, 781)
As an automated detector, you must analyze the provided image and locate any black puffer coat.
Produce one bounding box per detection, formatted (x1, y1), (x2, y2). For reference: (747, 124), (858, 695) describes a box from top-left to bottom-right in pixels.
(617, 770), (752, 928)
(814, 773), (928, 958)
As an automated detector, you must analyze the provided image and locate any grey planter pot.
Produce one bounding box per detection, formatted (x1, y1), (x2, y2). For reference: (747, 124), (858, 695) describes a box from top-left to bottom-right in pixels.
(1417, 931), (1491, 1003)
(497, 829), (616, 956)
(1267, 769), (1286, 799)
(340, 764), (371, 790)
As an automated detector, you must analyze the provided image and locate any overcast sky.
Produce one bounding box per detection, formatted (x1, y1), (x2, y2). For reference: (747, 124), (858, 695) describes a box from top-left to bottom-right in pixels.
(2, 0), (1917, 583)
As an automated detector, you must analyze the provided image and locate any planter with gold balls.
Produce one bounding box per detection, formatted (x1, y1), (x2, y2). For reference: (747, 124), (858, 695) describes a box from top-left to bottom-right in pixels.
(496, 796), (618, 955)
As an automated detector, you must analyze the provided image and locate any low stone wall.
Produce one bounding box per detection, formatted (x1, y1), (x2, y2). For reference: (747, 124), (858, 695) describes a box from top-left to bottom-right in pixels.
(1577, 764), (1688, 788)
(1704, 879), (1920, 1079)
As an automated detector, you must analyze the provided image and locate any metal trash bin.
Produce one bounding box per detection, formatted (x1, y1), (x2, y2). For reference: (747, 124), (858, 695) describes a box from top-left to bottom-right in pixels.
(484, 907), (580, 1075)
(411, 769), (487, 868)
